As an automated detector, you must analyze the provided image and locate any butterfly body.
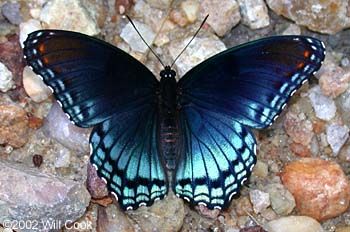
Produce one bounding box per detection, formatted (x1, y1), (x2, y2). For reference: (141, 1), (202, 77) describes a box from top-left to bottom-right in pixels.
(23, 30), (325, 210)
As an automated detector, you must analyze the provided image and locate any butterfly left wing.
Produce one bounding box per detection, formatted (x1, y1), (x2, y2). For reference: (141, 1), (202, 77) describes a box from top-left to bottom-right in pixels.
(90, 103), (168, 210)
(174, 36), (325, 209)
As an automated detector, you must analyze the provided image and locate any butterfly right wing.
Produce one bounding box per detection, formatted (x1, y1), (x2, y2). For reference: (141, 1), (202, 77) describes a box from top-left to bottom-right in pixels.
(90, 103), (168, 210)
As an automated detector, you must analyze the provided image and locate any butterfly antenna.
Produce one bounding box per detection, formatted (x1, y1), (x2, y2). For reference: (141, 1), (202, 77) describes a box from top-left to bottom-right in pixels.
(170, 14), (209, 68)
(126, 15), (166, 68)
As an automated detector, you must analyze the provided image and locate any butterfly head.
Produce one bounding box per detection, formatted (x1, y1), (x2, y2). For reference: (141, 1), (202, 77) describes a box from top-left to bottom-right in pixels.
(160, 66), (176, 79)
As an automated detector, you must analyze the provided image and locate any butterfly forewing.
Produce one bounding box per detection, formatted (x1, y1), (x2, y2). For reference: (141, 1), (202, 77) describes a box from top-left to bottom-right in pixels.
(23, 30), (158, 127)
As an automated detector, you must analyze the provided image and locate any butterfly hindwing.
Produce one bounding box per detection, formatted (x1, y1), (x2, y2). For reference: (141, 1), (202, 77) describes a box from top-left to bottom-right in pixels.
(90, 104), (168, 210)
(178, 36), (326, 129)
(23, 30), (159, 127)
(174, 105), (256, 209)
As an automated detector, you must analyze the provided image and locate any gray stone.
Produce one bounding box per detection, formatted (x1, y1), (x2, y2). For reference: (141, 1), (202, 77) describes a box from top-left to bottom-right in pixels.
(1, 2), (22, 25)
(249, 189), (270, 214)
(326, 124), (350, 155)
(308, 86), (337, 121)
(237, 0), (270, 29)
(40, 0), (99, 35)
(266, 216), (324, 232)
(266, 183), (296, 215)
(0, 161), (90, 232)
(0, 62), (14, 92)
(200, 0), (241, 36)
(120, 21), (156, 53)
(43, 103), (91, 155)
(22, 66), (52, 103)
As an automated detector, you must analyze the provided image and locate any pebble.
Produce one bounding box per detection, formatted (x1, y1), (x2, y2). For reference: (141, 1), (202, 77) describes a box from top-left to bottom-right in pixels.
(281, 158), (350, 221)
(265, 216), (324, 232)
(282, 24), (302, 35)
(252, 160), (268, 178)
(265, 183), (296, 215)
(249, 189), (270, 214)
(290, 142), (311, 157)
(200, 0), (241, 36)
(127, 193), (185, 232)
(326, 124), (350, 155)
(336, 226), (350, 232)
(42, 103), (91, 154)
(180, 0), (200, 23)
(235, 196), (254, 216)
(19, 19), (42, 48)
(168, 36), (226, 76)
(97, 204), (135, 232)
(266, 0), (350, 34)
(237, 0), (270, 29)
(22, 66), (52, 103)
(318, 61), (350, 98)
(0, 104), (29, 148)
(170, 9), (189, 27)
(1, 2), (23, 25)
(284, 111), (314, 146)
(308, 86), (337, 121)
(0, 62), (14, 92)
(338, 88), (350, 113)
(86, 162), (109, 199)
(0, 160), (90, 232)
(120, 21), (156, 53)
(40, 0), (100, 35)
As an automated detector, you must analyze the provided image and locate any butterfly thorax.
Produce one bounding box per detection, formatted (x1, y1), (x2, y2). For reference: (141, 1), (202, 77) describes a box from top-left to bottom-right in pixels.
(158, 66), (180, 170)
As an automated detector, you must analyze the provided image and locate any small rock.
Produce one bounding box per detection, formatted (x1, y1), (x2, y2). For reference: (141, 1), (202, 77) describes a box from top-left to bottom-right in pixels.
(308, 86), (337, 121)
(249, 189), (270, 214)
(326, 124), (349, 155)
(1, 2), (23, 25)
(40, 0), (99, 35)
(336, 226), (350, 232)
(338, 88), (350, 113)
(54, 146), (71, 168)
(97, 204), (135, 232)
(284, 111), (314, 146)
(282, 24), (301, 35)
(339, 144), (350, 162)
(115, 0), (133, 15)
(265, 183), (296, 215)
(0, 160), (90, 232)
(266, 216), (324, 232)
(235, 196), (254, 216)
(127, 193), (185, 232)
(290, 142), (311, 157)
(196, 205), (220, 219)
(281, 158), (350, 221)
(237, 0), (270, 29)
(86, 163), (109, 199)
(19, 19), (42, 48)
(22, 66), (52, 102)
(168, 36), (226, 76)
(0, 104), (29, 148)
(266, 0), (350, 34)
(200, 0), (241, 36)
(318, 61), (350, 98)
(43, 103), (91, 154)
(252, 160), (268, 178)
(0, 62), (14, 92)
(120, 20), (156, 53)
(169, 9), (189, 27)
(180, 0), (200, 23)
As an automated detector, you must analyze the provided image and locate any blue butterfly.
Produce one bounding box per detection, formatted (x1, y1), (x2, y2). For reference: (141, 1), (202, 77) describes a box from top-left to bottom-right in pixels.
(23, 28), (325, 210)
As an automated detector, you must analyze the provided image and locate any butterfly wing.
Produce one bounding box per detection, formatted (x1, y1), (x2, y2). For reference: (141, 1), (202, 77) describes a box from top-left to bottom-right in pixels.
(23, 30), (167, 210)
(178, 36), (326, 128)
(174, 106), (256, 209)
(174, 36), (325, 209)
(23, 30), (158, 127)
(90, 104), (167, 210)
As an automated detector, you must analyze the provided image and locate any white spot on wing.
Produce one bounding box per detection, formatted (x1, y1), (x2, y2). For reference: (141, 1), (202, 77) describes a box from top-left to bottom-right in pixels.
(92, 163), (98, 170)
(126, 206), (133, 211)
(111, 191), (119, 201)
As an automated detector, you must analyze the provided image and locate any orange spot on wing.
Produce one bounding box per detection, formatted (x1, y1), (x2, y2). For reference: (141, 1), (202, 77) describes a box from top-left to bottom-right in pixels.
(42, 57), (49, 64)
(303, 50), (310, 58)
(38, 44), (45, 53)
(297, 62), (304, 69)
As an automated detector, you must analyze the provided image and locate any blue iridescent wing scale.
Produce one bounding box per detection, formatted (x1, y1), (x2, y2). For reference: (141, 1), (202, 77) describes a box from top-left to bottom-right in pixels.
(175, 36), (325, 209)
(23, 30), (168, 210)
(90, 104), (168, 210)
(174, 106), (256, 209)
(23, 30), (158, 127)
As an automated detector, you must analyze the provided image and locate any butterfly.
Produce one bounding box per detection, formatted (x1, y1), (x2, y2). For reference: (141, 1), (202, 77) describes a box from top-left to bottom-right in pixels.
(23, 29), (325, 211)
